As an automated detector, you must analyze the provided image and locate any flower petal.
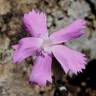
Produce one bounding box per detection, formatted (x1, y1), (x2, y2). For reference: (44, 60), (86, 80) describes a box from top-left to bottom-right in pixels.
(12, 37), (43, 63)
(18, 37), (43, 49)
(51, 45), (87, 74)
(13, 48), (36, 64)
(12, 44), (19, 50)
(23, 10), (48, 38)
(29, 53), (52, 86)
(50, 19), (86, 44)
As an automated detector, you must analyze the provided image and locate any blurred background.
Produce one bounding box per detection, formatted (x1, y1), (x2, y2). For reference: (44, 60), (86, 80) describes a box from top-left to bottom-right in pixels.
(0, 0), (96, 96)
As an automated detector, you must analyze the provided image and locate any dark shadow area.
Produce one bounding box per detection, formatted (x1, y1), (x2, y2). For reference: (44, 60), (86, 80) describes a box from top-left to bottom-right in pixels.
(85, 0), (96, 16)
(68, 59), (96, 89)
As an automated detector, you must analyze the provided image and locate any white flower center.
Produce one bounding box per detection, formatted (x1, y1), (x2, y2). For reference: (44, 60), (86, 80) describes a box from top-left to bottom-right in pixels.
(41, 38), (53, 53)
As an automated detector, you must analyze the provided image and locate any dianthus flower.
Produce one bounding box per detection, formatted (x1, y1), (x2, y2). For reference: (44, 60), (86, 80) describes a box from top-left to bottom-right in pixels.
(12, 10), (87, 86)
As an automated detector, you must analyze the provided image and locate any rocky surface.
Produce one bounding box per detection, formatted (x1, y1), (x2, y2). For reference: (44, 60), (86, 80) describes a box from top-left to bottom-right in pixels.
(0, 0), (96, 96)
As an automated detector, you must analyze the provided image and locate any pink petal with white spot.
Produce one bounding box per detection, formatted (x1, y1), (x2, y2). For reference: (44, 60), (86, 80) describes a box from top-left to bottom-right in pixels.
(51, 45), (87, 74)
(50, 19), (86, 44)
(12, 37), (43, 63)
(23, 10), (48, 38)
(29, 53), (52, 86)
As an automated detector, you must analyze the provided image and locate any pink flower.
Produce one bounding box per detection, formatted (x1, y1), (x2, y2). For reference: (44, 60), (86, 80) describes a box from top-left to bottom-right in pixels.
(12, 10), (87, 86)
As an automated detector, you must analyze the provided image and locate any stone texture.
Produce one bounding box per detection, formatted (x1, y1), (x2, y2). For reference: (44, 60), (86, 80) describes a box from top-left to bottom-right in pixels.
(0, 0), (11, 15)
